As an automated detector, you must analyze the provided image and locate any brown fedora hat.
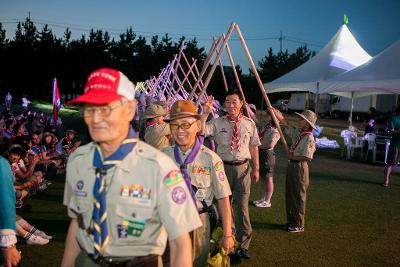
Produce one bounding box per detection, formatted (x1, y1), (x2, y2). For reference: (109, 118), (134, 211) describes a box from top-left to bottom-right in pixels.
(164, 100), (201, 122)
(294, 110), (317, 129)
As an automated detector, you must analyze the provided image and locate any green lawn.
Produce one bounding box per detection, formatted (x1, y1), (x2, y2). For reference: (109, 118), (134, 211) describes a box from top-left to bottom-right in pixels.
(14, 108), (400, 266)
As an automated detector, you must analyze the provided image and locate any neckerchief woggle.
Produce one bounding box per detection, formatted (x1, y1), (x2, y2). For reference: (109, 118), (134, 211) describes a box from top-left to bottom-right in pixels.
(92, 127), (138, 258)
(173, 135), (204, 209)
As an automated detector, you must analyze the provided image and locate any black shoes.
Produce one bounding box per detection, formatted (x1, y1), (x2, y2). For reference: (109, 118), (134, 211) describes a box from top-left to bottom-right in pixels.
(235, 248), (251, 259)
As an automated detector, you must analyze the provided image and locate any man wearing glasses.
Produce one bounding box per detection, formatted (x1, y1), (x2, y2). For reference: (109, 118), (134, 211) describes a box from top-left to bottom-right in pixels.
(61, 68), (201, 267)
(202, 90), (260, 261)
(162, 100), (234, 267)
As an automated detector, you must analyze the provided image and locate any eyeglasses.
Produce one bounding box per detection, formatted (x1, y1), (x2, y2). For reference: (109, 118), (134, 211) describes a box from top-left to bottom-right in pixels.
(81, 100), (126, 118)
(169, 120), (198, 130)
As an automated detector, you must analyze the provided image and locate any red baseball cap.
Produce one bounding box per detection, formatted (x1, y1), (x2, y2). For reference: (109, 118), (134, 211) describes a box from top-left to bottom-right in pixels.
(67, 68), (136, 105)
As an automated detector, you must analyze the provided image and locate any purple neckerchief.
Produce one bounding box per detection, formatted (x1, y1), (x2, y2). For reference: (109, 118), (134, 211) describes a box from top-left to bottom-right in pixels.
(173, 135), (204, 209)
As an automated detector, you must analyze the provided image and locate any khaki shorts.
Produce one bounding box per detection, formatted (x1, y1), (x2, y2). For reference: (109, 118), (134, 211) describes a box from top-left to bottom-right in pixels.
(387, 144), (400, 166)
(259, 149), (276, 178)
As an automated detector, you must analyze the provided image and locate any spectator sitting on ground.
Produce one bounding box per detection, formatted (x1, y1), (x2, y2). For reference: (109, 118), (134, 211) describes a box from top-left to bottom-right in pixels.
(3, 119), (15, 140)
(29, 133), (58, 178)
(6, 144), (43, 189)
(60, 129), (81, 156)
(12, 123), (28, 138)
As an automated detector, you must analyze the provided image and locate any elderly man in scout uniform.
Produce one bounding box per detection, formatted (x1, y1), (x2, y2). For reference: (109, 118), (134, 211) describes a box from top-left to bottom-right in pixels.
(61, 68), (201, 267)
(162, 100), (234, 267)
(144, 104), (171, 150)
(202, 90), (260, 260)
(273, 109), (317, 233)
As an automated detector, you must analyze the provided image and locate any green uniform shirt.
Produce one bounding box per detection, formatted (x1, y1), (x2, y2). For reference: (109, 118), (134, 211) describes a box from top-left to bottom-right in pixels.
(388, 115), (400, 147)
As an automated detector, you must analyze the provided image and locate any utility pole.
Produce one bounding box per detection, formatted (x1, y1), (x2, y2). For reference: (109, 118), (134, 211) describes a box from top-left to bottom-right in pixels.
(28, 11), (31, 20)
(279, 31), (283, 52)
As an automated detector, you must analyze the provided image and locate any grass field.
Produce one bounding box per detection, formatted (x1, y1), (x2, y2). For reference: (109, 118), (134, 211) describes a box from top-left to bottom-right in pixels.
(14, 104), (400, 266)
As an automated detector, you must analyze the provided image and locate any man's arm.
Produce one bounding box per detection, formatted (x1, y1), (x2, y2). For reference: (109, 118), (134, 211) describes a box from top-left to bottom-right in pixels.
(217, 197), (234, 254)
(249, 145), (260, 183)
(169, 233), (192, 267)
(61, 219), (81, 267)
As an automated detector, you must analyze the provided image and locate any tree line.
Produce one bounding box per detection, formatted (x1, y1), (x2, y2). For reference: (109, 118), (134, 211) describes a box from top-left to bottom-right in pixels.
(0, 17), (315, 106)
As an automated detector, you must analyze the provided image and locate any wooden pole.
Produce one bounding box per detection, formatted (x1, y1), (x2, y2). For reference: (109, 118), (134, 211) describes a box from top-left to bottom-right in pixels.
(224, 36), (250, 118)
(234, 23), (289, 156)
(188, 36), (223, 100)
(212, 37), (229, 92)
(171, 42), (185, 91)
(194, 22), (236, 105)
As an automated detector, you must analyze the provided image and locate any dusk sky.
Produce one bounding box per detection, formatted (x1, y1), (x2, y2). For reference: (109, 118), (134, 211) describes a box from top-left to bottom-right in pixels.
(1, 0), (400, 74)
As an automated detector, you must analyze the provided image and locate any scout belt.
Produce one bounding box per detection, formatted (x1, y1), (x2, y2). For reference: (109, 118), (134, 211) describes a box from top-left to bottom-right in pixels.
(88, 254), (159, 267)
(222, 159), (249, 166)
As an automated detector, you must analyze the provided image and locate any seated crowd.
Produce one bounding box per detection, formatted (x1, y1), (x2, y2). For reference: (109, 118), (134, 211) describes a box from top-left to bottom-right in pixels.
(0, 109), (81, 246)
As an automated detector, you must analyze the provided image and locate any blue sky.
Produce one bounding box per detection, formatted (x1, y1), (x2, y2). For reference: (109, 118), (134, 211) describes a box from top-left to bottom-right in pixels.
(1, 0), (399, 73)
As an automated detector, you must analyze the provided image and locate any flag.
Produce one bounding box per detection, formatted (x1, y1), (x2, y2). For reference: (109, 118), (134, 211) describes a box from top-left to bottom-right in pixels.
(344, 14), (349, 25)
(52, 78), (61, 124)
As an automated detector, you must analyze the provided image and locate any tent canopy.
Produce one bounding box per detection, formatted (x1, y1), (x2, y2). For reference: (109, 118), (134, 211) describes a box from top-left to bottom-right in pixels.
(320, 40), (400, 98)
(265, 24), (372, 94)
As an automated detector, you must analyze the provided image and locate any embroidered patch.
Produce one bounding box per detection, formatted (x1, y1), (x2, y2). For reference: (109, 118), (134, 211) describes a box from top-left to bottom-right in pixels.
(214, 161), (224, 171)
(74, 180), (87, 197)
(171, 186), (186, 204)
(192, 165), (211, 175)
(218, 171), (226, 182)
(308, 141), (315, 149)
(163, 170), (183, 187)
(120, 184), (152, 205)
(195, 189), (206, 201)
(117, 219), (146, 238)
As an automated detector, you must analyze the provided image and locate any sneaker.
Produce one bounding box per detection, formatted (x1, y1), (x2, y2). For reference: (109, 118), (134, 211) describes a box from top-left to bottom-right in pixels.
(287, 226), (304, 233)
(255, 201), (272, 208)
(35, 230), (53, 240)
(235, 248), (251, 259)
(252, 198), (265, 205)
(26, 234), (50, 245)
(16, 200), (23, 209)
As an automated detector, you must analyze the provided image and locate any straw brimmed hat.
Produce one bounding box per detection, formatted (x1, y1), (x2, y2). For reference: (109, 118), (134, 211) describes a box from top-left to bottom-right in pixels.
(144, 104), (167, 119)
(295, 110), (317, 129)
(164, 100), (201, 122)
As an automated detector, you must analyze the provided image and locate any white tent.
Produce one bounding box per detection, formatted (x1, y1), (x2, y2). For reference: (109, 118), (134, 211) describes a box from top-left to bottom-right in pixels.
(264, 24), (372, 94)
(319, 40), (400, 97)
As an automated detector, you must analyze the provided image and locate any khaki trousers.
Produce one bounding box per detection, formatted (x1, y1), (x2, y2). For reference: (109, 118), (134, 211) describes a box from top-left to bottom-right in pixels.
(285, 161), (309, 228)
(224, 163), (252, 250)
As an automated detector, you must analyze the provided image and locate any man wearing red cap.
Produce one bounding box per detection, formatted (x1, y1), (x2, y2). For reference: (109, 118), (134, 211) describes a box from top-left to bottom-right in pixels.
(61, 68), (201, 267)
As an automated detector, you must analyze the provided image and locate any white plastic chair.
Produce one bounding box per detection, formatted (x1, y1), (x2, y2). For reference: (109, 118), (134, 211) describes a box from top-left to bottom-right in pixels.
(340, 130), (364, 159)
(364, 133), (376, 163)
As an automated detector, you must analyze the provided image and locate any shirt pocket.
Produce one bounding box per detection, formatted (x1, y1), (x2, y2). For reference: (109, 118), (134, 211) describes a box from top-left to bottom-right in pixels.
(110, 203), (153, 244)
(69, 198), (92, 230)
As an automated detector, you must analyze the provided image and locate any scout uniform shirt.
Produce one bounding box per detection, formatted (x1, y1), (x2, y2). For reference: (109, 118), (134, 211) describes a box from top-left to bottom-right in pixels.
(63, 141), (202, 257)
(204, 115), (261, 161)
(259, 124), (280, 150)
(163, 145), (232, 209)
(289, 128), (316, 159)
(144, 123), (171, 150)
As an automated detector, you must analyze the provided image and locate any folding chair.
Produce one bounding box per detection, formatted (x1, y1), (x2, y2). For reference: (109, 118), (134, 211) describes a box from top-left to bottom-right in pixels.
(364, 133), (376, 163)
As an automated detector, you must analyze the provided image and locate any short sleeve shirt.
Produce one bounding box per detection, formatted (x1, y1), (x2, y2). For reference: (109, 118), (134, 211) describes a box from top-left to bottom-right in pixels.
(63, 141), (202, 257)
(290, 128), (316, 160)
(388, 115), (400, 147)
(259, 125), (280, 150)
(204, 115), (261, 161)
(163, 145), (232, 208)
(144, 123), (171, 150)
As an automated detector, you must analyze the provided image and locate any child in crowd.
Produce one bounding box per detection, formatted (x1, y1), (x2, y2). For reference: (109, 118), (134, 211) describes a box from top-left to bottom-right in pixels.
(253, 110), (281, 208)
(273, 109), (317, 233)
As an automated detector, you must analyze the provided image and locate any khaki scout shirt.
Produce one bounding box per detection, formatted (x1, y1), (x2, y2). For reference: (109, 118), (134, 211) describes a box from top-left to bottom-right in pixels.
(144, 123), (171, 150)
(204, 115), (261, 161)
(260, 126), (280, 150)
(163, 145), (232, 208)
(63, 141), (202, 257)
(289, 128), (316, 160)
